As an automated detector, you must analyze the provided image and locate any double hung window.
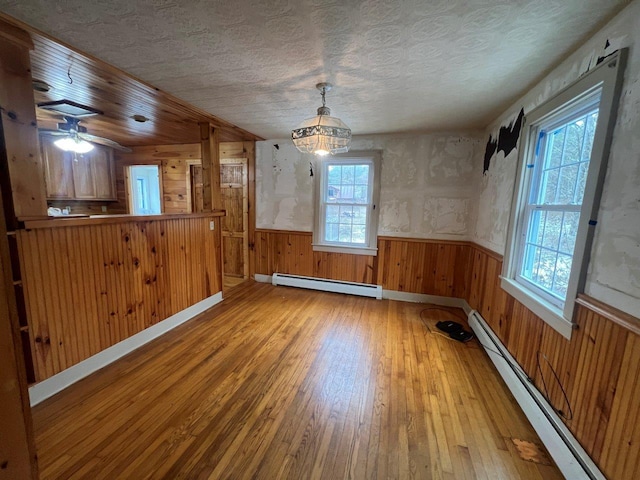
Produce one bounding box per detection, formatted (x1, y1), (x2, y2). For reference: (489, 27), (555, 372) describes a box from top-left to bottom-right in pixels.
(502, 50), (626, 338)
(313, 151), (381, 255)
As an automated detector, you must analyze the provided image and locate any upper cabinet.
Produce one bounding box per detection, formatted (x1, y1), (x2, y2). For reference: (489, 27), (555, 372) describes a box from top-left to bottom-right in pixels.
(41, 136), (117, 201)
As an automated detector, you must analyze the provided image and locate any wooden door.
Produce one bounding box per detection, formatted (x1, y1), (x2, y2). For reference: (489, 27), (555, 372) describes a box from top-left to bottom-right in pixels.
(220, 159), (248, 279)
(190, 164), (204, 213)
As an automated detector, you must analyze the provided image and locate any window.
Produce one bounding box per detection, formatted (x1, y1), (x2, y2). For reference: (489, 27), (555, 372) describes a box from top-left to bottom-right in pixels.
(313, 151), (381, 255)
(502, 50), (626, 339)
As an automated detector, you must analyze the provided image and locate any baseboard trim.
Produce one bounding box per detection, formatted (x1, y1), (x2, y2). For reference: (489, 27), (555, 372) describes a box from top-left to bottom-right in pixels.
(254, 274), (272, 284)
(469, 310), (604, 480)
(28, 292), (224, 406)
(382, 289), (472, 315)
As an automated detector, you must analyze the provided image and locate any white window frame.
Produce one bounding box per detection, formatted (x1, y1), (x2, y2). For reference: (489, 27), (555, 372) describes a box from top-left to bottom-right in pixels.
(313, 150), (382, 256)
(502, 49), (627, 339)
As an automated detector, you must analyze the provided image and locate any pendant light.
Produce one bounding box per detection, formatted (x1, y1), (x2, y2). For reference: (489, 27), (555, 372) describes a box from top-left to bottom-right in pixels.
(291, 82), (352, 156)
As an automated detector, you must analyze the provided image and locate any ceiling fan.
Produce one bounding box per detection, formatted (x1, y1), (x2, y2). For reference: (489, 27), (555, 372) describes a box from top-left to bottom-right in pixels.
(38, 116), (132, 153)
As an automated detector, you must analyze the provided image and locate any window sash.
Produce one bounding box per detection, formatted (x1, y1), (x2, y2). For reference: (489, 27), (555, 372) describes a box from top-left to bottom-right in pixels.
(320, 160), (374, 247)
(514, 94), (601, 309)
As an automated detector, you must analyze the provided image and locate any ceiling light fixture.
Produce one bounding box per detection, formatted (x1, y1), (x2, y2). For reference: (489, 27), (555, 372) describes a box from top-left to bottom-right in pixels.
(54, 135), (94, 154)
(291, 82), (351, 156)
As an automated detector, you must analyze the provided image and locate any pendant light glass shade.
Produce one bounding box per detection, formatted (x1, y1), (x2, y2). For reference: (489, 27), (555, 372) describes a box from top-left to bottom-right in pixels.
(292, 83), (351, 156)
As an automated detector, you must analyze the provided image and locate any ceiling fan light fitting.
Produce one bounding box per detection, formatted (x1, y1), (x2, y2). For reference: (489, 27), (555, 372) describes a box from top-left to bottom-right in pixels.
(54, 136), (94, 154)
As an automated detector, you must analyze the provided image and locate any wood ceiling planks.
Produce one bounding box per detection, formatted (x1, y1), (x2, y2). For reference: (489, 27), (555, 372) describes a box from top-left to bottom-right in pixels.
(1, 13), (261, 147)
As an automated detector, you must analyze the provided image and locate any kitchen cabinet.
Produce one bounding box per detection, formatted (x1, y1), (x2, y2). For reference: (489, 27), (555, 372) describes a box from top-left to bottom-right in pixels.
(41, 135), (117, 201)
(41, 135), (74, 199)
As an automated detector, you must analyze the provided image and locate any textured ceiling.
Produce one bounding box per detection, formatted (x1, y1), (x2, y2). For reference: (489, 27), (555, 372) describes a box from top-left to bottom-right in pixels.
(0, 0), (630, 139)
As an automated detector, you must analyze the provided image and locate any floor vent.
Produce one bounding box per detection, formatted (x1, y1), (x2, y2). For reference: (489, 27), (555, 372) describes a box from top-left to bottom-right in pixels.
(271, 273), (382, 299)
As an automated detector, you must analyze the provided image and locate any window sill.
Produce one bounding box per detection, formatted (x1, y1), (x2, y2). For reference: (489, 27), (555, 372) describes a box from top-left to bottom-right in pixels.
(500, 277), (574, 340)
(312, 243), (378, 256)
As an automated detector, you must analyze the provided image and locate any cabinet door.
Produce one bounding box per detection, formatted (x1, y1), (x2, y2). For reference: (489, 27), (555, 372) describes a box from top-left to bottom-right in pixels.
(72, 154), (97, 199)
(92, 147), (117, 200)
(41, 136), (74, 199)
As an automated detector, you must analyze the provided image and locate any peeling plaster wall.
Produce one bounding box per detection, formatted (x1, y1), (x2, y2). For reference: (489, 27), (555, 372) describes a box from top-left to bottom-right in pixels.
(472, 0), (640, 317)
(256, 132), (483, 239)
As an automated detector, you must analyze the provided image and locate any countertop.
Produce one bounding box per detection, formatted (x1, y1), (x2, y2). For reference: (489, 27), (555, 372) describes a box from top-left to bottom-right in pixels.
(21, 211), (226, 229)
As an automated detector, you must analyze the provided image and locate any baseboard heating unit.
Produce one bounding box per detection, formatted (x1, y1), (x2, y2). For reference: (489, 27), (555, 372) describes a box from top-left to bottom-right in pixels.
(270, 273), (382, 299)
(468, 310), (605, 480)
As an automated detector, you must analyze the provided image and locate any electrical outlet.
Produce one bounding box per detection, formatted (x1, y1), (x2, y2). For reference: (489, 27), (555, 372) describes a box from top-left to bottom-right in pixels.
(101, 206), (107, 212)
(209, 221), (215, 230)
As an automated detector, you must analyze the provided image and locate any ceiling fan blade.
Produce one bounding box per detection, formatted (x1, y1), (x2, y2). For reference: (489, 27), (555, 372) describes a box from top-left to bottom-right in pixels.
(38, 129), (69, 136)
(78, 133), (132, 152)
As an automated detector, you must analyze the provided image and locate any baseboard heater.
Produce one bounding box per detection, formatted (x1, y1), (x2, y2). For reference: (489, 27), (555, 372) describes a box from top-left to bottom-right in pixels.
(271, 273), (382, 299)
(468, 310), (605, 480)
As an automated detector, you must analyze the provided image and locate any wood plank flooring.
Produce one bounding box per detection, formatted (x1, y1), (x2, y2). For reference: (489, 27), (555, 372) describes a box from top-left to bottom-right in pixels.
(32, 282), (562, 479)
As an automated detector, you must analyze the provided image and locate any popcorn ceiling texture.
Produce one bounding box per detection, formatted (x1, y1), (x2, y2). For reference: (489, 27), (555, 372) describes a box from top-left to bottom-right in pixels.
(473, 0), (640, 318)
(0, 0), (627, 138)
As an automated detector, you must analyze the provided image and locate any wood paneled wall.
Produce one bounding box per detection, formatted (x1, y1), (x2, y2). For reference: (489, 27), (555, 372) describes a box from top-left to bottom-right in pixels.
(376, 237), (472, 299)
(467, 247), (640, 480)
(254, 230), (471, 292)
(255, 230), (376, 284)
(17, 216), (222, 382)
(115, 144), (202, 214)
(255, 228), (640, 479)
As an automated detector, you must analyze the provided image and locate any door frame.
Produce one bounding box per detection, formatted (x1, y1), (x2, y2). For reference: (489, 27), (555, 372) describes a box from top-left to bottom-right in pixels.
(186, 159), (202, 213)
(220, 157), (249, 280)
(125, 163), (163, 215)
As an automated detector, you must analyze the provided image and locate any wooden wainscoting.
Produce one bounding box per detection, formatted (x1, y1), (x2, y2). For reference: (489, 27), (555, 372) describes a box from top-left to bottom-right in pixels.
(255, 230), (375, 284)
(17, 215), (222, 382)
(467, 245), (640, 480)
(254, 230), (471, 294)
(377, 237), (473, 299)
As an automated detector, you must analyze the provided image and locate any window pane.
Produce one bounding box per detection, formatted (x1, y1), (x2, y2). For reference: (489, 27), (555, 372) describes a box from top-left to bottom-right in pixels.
(548, 128), (565, 169)
(575, 162), (589, 204)
(563, 120), (585, 166)
(355, 165), (369, 184)
(341, 165), (355, 184)
(540, 168), (559, 204)
(353, 206), (367, 225)
(559, 212), (579, 254)
(352, 225), (366, 244)
(340, 185), (354, 201)
(582, 112), (598, 162)
(354, 185), (369, 204)
(338, 224), (352, 242)
(328, 165), (341, 184)
(325, 222), (339, 242)
(541, 211), (562, 250)
(557, 164), (579, 204)
(326, 205), (339, 223)
(552, 253), (572, 298)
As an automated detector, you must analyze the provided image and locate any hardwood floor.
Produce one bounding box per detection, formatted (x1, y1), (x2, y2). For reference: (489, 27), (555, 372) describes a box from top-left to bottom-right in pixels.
(223, 274), (246, 290)
(33, 282), (562, 479)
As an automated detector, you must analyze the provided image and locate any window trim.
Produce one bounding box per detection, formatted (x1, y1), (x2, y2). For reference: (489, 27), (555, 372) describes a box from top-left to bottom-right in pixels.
(312, 150), (382, 256)
(502, 49), (627, 339)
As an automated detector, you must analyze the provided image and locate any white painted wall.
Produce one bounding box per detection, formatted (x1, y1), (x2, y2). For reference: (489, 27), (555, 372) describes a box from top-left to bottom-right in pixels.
(472, 0), (640, 317)
(256, 132), (483, 239)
